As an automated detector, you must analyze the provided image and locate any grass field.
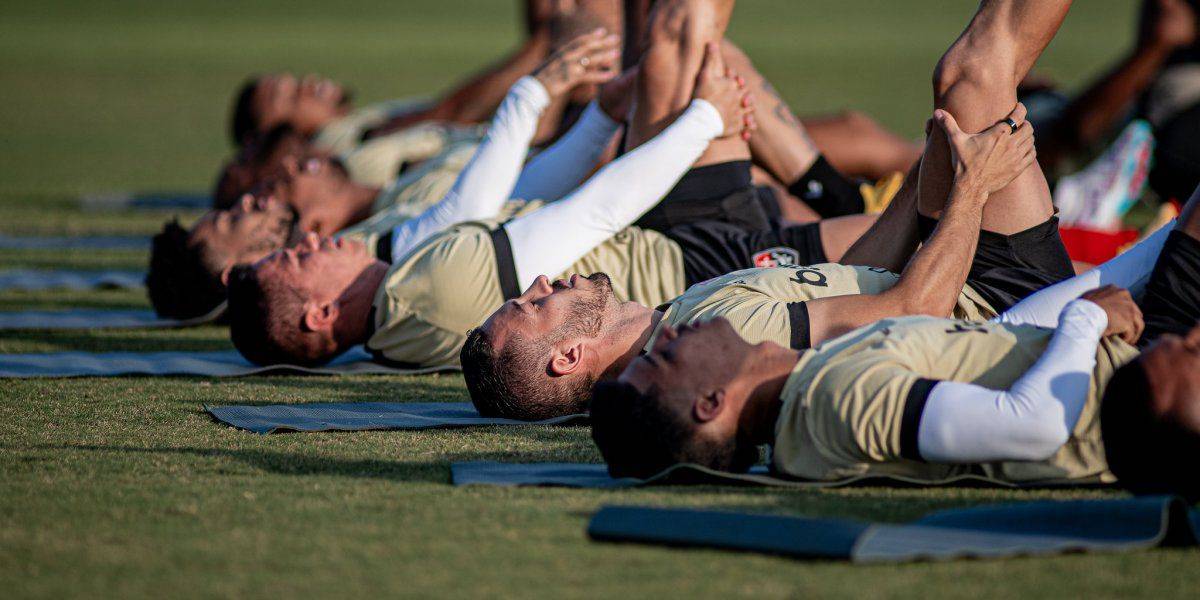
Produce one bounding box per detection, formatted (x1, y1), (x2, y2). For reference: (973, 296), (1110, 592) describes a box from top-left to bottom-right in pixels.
(2, 0), (1198, 597)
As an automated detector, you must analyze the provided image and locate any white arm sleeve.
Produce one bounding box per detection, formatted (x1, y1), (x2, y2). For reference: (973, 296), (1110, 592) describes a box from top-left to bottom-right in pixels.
(388, 76), (550, 259)
(917, 299), (1109, 463)
(996, 222), (1173, 328)
(511, 101), (621, 203)
(504, 99), (724, 289)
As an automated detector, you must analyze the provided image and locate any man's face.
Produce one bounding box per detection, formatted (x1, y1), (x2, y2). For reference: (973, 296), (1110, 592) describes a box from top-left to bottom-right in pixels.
(618, 317), (756, 402)
(267, 154), (347, 233)
(253, 73), (348, 135)
(251, 233), (382, 306)
(190, 194), (299, 272)
(481, 272), (618, 350)
(1139, 325), (1200, 430)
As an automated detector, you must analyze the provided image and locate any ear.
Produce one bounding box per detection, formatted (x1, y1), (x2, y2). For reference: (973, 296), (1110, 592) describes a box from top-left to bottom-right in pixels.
(693, 388), (725, 423)
(220, 264), (234, 286)
(302, 301), (338, 333)
(548, 340), (586, 377)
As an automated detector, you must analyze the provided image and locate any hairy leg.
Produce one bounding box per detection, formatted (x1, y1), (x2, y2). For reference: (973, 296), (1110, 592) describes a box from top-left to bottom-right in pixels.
(919, 0), (1072, 234)
(802, 111), (923, 180)
(625, 0), (747, 167)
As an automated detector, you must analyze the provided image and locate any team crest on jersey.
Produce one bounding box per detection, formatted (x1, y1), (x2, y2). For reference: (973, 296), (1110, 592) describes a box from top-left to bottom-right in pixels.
(753, 246), (801, 268)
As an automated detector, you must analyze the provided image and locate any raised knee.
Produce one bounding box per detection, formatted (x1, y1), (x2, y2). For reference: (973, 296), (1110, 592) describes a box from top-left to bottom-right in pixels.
(835, 109), (877, 134)
(646, 0), (715, 51)
(932, 44), (1016, 105)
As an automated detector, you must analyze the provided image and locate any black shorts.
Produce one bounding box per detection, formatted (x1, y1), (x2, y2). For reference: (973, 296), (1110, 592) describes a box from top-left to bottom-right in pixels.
(665, 219), (827, 286)
(636, 161), (779, 232)
(1139, 230), (1200, 346)
(918, 214), (1075, 314)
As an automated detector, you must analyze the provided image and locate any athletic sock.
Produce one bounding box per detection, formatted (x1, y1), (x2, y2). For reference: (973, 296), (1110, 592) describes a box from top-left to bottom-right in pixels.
(787, 156), (865, 218)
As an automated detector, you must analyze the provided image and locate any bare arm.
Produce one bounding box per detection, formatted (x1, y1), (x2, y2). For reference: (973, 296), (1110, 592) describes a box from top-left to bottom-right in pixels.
(806, 107), (1036, 346)
(1040, 0), (1196, 167)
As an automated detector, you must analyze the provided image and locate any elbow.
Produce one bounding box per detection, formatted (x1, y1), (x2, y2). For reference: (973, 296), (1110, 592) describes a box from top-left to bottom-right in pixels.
(1013, 404), (1071, 461)
(895, 288), (954, 319)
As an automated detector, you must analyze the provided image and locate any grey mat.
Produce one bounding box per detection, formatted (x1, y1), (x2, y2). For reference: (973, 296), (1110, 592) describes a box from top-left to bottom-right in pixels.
(0, 234), (149, 250)
(0, 347), (450, 378)
(587, 496), (1200, 563)
(0, 269), (144, 291)
(80, 192), (210, 210)
(0, 308), (216, 330)
(450, 462), (1012, 489)
(207, 402), (588, 434)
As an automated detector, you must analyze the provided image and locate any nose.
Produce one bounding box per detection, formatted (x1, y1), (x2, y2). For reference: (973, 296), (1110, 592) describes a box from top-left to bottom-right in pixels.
(303, 232), (320, 250)
(239, 194), (254, 212)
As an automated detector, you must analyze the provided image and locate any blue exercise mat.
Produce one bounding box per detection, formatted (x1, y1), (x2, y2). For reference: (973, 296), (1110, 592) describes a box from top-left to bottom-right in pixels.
(79, 192), (210, 210)
(0, 308), (214, 330)
(450, 461), (1010, 489)
(0, 234), (149, 250)
(0, 269), (144, 291)
(207, 402), (588, 434)
(587, 496), (1200, 563)
(0, 347), (451, 378)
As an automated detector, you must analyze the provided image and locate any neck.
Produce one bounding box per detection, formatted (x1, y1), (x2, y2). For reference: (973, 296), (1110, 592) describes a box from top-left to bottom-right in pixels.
(736, 346), (802, 445)
(331, 261), (390, 346)
(597, 304), (662, 380)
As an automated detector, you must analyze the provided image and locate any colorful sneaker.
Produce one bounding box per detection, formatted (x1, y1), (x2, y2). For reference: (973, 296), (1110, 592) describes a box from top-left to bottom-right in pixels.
(1054, 120), (1154, 230)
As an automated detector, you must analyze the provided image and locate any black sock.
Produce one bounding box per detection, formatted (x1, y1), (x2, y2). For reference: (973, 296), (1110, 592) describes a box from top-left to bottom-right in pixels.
(787, 156), (864, 218)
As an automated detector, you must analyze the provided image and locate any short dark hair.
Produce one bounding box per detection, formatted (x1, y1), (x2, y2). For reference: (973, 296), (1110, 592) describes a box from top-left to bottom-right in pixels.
(145, 219), (227, 320)
(589, 380), (756, 479)
(1101, 360), (1200, 503)
(212, 124), (303, 209)
(230, 77), (260, 147)
(460, 327), (595, 421)
(226, 264), (332, 367)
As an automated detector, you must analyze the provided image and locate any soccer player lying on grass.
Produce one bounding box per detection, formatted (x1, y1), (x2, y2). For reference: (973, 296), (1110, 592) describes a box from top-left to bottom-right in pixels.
(227, 0), (623, 151)
(590, 183), (1200, 497)
(223, 40), (763, 369)
(147, 31), (625, 320)
(461, 0), (1078, 421)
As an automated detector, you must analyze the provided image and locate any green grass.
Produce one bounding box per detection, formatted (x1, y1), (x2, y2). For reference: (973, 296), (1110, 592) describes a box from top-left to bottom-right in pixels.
(1, 0), (1197, 597)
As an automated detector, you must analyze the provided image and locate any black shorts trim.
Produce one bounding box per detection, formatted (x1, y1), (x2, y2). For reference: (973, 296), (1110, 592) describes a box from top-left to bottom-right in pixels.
(375, 230), (394, 263)
(918, 213), (1074, 313)
(900, 378), (939, 461)
(785, 302), (811, 349)
(666, 220), (827, 286)
(489, 226), (521, 301)
(1140, 230), (1200, 347)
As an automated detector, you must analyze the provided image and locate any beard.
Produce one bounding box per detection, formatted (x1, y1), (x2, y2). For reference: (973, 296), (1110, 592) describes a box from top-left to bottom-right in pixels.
(553, 272), (617, 341)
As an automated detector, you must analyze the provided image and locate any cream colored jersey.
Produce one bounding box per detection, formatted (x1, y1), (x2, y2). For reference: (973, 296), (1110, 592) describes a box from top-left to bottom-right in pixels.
(340, 123), (485, 188)
(773, 316), (1141, 486)
(368, 221), (687, 368)
(335, 142), (482, 247)
(312, 98), (430, 155)
(645, 264), (998, 352)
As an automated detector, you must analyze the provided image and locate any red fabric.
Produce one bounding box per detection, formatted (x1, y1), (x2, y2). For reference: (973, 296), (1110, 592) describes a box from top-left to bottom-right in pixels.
(1060, 226), (1140, 265)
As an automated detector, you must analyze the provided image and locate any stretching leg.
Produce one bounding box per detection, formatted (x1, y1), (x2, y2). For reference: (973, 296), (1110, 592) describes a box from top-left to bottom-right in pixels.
(802, 111), (922, 180)
(625, 0), (747, 168)
(919, 0), (1072, 234)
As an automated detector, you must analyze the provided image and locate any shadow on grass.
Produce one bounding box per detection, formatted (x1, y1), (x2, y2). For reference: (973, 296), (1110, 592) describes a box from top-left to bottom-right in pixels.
(194, 378), (468, 406)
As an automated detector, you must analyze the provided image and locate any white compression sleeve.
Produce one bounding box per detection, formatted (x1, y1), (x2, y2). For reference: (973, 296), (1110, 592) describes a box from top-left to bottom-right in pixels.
(917, 299), (1108, 463)
(996, 221), (1174, 328)
(511, 101), (621, 202)
(504, 99), (724, 289)
(388, 76), (550, 260)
